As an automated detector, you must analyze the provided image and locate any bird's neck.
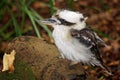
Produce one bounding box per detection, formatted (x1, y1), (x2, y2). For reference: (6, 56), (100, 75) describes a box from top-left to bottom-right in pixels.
(52, 25), (71, 41)
(73, 23), (86, 30)
(53, 25), (70, 34)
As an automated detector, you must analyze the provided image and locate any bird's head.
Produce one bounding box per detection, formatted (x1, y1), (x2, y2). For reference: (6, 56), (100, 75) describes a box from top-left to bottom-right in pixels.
(41, 9), (88, 29)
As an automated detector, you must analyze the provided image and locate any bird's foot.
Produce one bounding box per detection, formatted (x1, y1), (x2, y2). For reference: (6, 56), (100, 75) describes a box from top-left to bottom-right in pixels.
(69, 61), (79, 69)
(70, 61), (79, 66)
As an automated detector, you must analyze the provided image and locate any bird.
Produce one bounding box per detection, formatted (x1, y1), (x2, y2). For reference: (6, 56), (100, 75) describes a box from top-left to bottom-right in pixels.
(40, 9), (112, 75)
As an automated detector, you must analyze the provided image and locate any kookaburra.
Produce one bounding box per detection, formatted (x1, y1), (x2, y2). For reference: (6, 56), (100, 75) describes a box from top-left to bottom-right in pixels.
(41, 9), (112, 75)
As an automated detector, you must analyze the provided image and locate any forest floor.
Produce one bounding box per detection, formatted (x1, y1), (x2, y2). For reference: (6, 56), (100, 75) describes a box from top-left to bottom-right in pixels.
(0, 0), (120, 80)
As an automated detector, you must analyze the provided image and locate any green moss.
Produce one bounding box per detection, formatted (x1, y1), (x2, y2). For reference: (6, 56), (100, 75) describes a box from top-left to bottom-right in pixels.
(0, 60), (36, 80)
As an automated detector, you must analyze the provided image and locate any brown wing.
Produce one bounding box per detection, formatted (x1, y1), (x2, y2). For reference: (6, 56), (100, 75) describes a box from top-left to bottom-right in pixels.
(70, 28), (103, 62)
(70, 27), (112, 75)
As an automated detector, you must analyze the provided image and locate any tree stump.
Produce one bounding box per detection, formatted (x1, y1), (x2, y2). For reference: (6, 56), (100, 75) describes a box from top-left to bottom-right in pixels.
(3, 36), (97, 80)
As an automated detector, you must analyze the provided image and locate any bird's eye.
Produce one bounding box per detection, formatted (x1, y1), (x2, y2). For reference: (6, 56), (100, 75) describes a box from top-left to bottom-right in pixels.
(55, 15), (59, 18)
(80, 18), (84, 22)
(58, 18), (76, 26)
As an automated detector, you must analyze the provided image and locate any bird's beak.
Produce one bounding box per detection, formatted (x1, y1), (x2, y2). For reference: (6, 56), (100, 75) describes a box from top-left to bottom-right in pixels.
(40, 18), (58, 25)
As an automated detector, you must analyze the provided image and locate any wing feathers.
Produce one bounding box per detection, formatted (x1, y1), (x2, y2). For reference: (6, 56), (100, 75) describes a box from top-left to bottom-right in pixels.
(70, 27), (112, 75)
(70, 28), (103, 62)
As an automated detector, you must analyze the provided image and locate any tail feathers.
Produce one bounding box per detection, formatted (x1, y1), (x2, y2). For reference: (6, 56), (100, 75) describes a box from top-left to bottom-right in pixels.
(99, 63), (113, 75)
(91, 60), (113, 75)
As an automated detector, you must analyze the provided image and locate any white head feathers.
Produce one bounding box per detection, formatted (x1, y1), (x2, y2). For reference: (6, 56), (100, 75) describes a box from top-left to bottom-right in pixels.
(55, 10), (87, 23)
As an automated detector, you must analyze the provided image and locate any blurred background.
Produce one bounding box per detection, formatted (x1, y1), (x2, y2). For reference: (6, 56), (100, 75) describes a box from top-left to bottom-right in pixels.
(0, 0), (119, 80)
